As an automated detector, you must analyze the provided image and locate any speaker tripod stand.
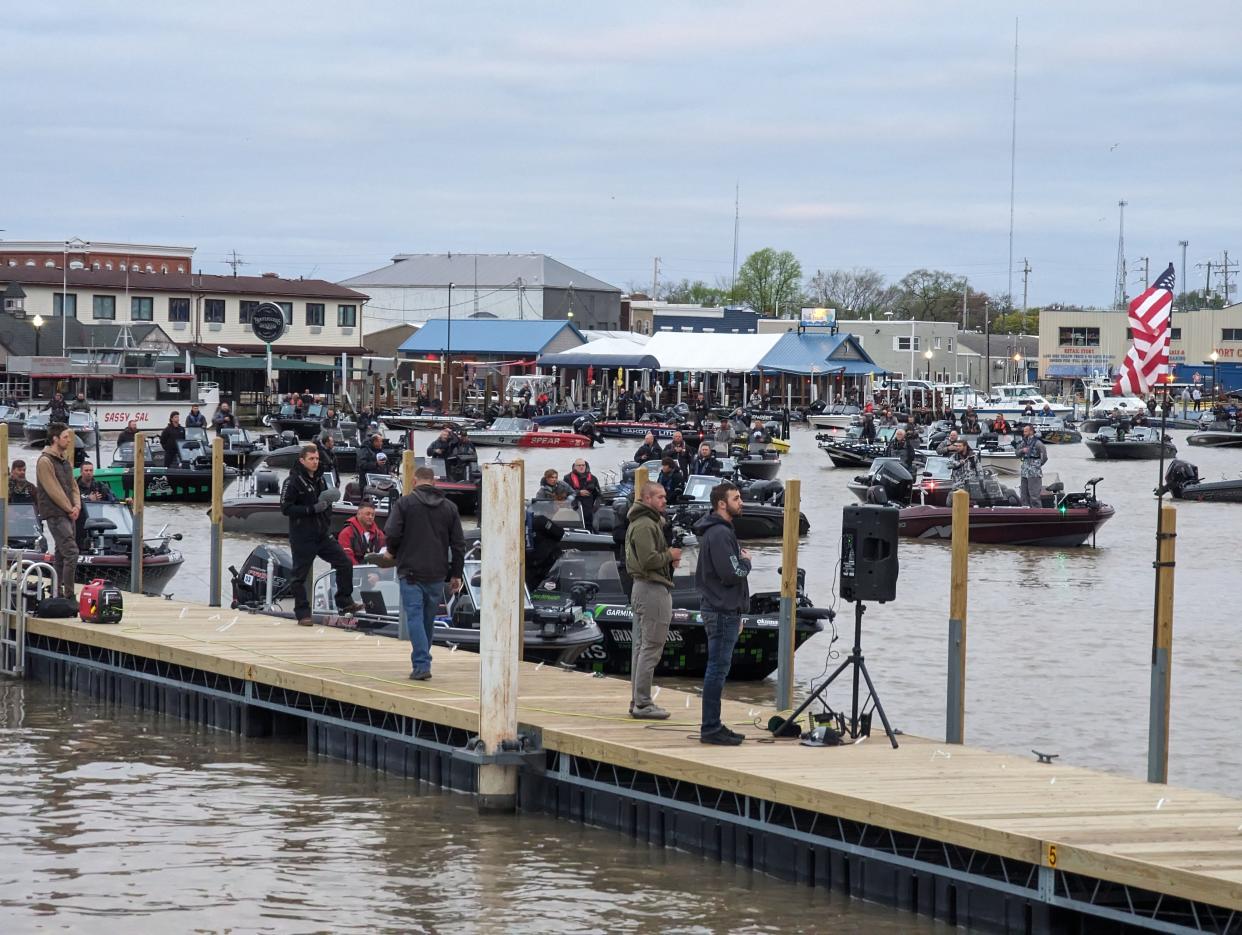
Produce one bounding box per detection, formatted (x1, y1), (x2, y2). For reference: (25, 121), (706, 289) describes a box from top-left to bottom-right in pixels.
(772, 601), (899, 748)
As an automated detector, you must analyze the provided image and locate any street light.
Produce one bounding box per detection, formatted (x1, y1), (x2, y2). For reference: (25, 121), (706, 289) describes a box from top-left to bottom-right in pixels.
(33, 313), (45, 356)
(1013, 352), (1023, 383)
(1210, 350), (1219, 399)
(924, 349), (933, 381)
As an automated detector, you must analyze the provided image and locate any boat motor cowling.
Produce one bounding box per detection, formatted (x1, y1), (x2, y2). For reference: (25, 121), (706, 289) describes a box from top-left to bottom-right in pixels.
(255, 470), (280, 497)
(870, 460), (913, 504)
(229, 545), (294, 608)
(1160, 459), (1199, 497)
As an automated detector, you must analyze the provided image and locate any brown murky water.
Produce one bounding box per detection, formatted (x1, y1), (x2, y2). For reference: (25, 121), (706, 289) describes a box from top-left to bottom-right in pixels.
(3, 422), (1238, 929)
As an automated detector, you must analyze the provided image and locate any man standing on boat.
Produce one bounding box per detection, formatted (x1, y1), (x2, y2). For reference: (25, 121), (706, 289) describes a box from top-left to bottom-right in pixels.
(212, 402), (237, 433)
(71, 392), (91, 412)
(185, 404), (207, 429)
(382, 466), (465, 681)
(356, 433), (390, 484)
(689, 442), (722, 477)
(9, 460), (38, 504)
(159, 412), (185, 469)
(624, 481), (680, 720)
(76, 462), (116, 503)
(634, 432), (662, 463)
(117, 420), (139, 446)
(1015, 424), (1048, 508)
(35, 423), (81, 600)
(280, 444), (359, 627)
(45, 393), (70, 423)
(693, 482), (750, 746)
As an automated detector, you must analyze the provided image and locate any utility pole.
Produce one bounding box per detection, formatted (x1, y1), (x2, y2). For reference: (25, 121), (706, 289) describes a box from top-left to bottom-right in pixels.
(1114, 200), (1128, 309)
(651, 257), (661, 300)
(1178, 240), (1189, 308)
(225, 249), (247, 277)
(517, 277), (524, 320)
(1021, 258), (1031, 313)
(1220, 251), (1238, 306)
(1139, 256), (1150, 287)
(961, 278), (969, 330)
(1197, 260), (1214, 305)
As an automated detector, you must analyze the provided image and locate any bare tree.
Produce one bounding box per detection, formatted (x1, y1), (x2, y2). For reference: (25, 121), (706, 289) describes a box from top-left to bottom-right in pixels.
(805, 267), (897, 318)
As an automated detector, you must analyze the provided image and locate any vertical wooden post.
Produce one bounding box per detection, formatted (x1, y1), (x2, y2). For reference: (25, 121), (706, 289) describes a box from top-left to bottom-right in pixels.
(401, 449), (416, 495)
(946, 488), (969, 743)
(0, 424), (8, 566)
(515, 458), (525, 660)
(1148, 504), (1177, 783)
(633, 466), (649, 496)
(776, 479), (801, 710)
(398, 448), (416, 640)
(130, 433), (145, 594)
(209, 436), (224, 606)
(478, 460), (523, 812)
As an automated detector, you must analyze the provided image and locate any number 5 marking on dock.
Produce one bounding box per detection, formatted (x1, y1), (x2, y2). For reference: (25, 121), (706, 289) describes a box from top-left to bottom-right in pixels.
(1046, 843), (1057, 867)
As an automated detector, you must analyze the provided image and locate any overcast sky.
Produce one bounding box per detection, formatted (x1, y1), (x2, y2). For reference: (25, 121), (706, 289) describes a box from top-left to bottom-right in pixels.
(5, 2), (1239, 308)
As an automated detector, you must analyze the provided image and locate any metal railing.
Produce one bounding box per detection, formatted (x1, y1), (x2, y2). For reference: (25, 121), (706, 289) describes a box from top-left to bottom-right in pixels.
(0, 549), (58, 677)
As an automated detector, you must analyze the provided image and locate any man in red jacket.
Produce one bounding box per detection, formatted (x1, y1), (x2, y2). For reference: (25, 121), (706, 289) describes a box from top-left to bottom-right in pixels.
(338, 500), (386, 565)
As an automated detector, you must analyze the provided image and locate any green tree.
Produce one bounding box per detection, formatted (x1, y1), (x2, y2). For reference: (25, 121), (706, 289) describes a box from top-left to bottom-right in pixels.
(896, 269), (966, 321)
(735, 248), (803, 316)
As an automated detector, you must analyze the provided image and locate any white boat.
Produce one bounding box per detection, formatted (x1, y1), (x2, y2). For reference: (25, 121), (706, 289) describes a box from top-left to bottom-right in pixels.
(806, 405), (861, 429)
(979, 449), (1020, 476)
(1083, 380), (1148, 419)
(93, 382), (220, 432)
(954, 384), (1071, 420)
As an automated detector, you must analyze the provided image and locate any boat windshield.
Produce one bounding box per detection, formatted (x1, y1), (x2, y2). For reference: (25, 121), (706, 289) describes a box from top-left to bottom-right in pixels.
(682, 475), (715, 503)
(83, 500), (134, 535)
(185, 426), (209, 445)
(112, 440), (160, 465)
(67, 412), (93, 428)
(920, 456), (956, 481)
(489, 418), (534, 432)
(877, 426), (897, 443)
(530, 499), (586, 529)
(220, 426), (253, 446)
(6, 502), (41, 541)
(307, 403), (325, 419)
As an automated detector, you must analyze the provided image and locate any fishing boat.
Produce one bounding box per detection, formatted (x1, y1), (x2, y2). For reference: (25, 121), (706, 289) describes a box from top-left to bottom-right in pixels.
(221, 463), (480, 536)
(817, 425), (899, 469)
(1186, 421), (1242, 448)
(468, 417), (597, 448)
(975, 436), (1021, 476)
(259, 428), (401, 473)
(377, 409), (484, 432)
(24, 410), (98, 448)
(226, 548), (603, 668)
(531, 410), (601, 428)
(664, 473), (807, 539)
(0, 405), (26, 437)
(1084, 425), (1176, 460)
(94, 429), (239, 502)
(730, 447), (782, 481)
(954, 384), (1072, 421)
(264, 401), (357, 441)
(806, 404), (861, 430)
(6, 500), (184, 594)
(1159, 460), (1242, 503)
(592, 418), (705, 442)
(217, 426), (264, 469)
(1012, 417), (1082, 444)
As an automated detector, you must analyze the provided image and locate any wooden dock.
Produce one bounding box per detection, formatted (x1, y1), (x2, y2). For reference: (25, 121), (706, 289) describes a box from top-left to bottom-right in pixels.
(18, 595), (1242, 933)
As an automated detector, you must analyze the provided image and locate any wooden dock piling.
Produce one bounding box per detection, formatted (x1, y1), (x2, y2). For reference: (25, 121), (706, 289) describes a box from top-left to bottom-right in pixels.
(776, 478), (801, 710)
(209, 436), (224, 606)
(1148, 503), (1177, 784)
(947, 488), (969, 744)
(130, 432), (145, 594)
(477, 460), (523, 811)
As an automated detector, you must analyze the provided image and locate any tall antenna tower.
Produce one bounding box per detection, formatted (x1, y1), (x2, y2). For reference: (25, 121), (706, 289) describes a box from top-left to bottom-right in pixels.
(731, 183), (740, 292)
(1113, 200), (1128, 308)
(1006, 18), (1019, 308)
(225, 249), (248, 277)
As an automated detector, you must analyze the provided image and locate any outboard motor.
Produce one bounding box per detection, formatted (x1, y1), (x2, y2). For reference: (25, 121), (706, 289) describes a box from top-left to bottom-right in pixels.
(255, 470), (280, 497)
(743, 479), (783, 505)
(1160, 459), (1199, 498)
(229, 544), (293, 608)
(279, 430), (298, 447)
(573, 415), (604, 445)
(446, 445), (478, 482)
(870, 460), (913, 504)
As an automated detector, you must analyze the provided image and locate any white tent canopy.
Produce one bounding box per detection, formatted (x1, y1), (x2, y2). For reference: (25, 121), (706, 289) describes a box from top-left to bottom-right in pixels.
(641, 331), (782, 372)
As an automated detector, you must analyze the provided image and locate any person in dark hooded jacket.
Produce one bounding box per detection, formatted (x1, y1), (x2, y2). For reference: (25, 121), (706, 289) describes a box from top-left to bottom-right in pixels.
(382, 466), (465, 680)
(280, 444), (359, 626)
(688, 442), (722, 477)
(356, 433), (391, 484)
(692, 481), (751, 746)
(314, 432), (338, 482)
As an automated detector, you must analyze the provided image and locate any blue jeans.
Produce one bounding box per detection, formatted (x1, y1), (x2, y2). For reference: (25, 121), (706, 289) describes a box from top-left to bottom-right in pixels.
(700, 610), (741, 734)
(401, 580), (445, 674)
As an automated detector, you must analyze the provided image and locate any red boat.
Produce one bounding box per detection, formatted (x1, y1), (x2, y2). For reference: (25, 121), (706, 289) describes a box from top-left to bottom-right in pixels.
(468, 417), (595, 449)
(897, 503), (1114, 547)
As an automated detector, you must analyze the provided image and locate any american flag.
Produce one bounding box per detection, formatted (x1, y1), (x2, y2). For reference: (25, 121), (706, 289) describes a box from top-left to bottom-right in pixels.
(1113, 263), (1175, 396)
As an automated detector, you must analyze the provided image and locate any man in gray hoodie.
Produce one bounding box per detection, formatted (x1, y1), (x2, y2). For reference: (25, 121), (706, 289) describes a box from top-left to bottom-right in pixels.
(383, 466), (466, 680)
(624, 482), (681, 720)
(693, 481), (751, 745)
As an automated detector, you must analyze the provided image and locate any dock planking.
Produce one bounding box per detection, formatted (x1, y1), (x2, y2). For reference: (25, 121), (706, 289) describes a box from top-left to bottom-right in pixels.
(24, 594), (1242, 915)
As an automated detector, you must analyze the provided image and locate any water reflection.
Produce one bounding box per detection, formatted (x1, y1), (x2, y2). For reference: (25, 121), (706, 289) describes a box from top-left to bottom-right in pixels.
(0, 681), (942, 933)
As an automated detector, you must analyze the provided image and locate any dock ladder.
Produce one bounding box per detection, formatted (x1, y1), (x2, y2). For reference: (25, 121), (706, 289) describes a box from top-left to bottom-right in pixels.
(0, 550), (58, 677)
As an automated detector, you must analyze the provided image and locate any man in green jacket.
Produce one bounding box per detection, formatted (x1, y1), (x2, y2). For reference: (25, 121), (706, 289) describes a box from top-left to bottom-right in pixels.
(624, 481), (681, 719)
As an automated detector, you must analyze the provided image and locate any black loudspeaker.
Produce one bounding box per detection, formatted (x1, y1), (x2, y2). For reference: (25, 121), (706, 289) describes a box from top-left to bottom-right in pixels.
(840, 505), (899, 603)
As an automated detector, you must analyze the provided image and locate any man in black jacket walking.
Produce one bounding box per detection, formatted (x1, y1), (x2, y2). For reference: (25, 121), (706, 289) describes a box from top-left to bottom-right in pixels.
(280, 444), (360, 627)
(382, 466), (465, 680)
(693, 481), (751, 745)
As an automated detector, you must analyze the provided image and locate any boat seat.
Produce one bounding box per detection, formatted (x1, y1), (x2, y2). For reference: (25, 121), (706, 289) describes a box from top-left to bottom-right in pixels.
(1046, 481), (1064, 494)
(343, 481), (363, 504)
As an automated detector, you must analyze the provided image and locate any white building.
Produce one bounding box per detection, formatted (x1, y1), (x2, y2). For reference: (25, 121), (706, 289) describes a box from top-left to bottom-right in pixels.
(341, 253), (622, 333)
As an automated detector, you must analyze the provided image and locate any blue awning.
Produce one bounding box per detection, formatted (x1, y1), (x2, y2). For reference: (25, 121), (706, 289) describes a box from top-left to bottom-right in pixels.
(834, 361), (889, 376)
